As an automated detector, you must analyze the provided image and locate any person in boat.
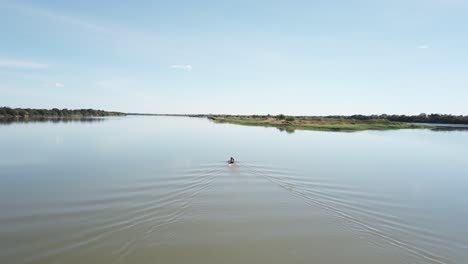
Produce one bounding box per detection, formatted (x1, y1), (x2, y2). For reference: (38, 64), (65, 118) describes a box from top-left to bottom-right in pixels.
(229, 157), (235, 164)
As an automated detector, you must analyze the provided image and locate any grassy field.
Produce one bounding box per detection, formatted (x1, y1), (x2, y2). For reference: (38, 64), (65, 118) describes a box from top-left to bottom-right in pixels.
(208, 115), (427, 132)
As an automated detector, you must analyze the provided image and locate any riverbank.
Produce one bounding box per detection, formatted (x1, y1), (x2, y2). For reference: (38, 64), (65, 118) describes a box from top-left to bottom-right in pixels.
(208, 115), (427, 132)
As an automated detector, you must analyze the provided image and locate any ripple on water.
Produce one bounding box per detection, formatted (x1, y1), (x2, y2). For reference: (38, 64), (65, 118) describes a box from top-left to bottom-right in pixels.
(242, 163), (451, 264)
(0, 162), (461, 264)
(2, 163), (223, 264)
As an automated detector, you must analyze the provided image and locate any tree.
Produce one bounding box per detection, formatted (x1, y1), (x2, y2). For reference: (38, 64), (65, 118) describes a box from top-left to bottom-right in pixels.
(276, 114), (285, 120)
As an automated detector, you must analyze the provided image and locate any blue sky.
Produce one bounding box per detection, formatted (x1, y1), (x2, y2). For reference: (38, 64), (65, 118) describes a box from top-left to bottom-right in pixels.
(1, 0), (467, 115)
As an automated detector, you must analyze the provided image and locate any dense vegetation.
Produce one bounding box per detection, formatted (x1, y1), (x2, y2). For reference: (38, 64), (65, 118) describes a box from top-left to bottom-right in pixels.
(0, 107), (125, 118)
(324, 114), (468, 125)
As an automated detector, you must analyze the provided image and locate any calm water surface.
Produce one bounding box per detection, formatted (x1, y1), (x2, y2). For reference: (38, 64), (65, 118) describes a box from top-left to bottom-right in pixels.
(1, 116), (467, 264)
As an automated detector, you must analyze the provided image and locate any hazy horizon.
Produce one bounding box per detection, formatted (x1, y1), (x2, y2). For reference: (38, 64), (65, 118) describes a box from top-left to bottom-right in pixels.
(1, 0), (468, 115)
(3, 106), (468, 117)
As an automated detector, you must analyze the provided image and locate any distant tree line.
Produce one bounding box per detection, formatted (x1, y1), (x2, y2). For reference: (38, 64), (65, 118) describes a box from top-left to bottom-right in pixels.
(0, 107), (125, 118)
(324, 114), (468, 125)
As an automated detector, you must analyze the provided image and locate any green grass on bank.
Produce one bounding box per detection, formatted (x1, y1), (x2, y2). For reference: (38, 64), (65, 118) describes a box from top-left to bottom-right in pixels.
(208, 116), (427, 132)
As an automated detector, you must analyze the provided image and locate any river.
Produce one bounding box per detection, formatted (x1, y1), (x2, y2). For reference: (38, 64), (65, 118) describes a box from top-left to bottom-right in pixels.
(1, 116), (467, 264)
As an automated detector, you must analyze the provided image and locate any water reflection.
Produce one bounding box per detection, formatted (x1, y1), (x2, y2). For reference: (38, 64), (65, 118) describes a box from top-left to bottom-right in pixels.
(276, 126), (296, 133)
(430, 127), (468, 132)
(273, 125), (468, 133)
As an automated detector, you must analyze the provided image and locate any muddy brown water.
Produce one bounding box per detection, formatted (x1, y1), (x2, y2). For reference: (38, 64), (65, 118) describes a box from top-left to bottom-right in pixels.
(1, 116), (467, 264)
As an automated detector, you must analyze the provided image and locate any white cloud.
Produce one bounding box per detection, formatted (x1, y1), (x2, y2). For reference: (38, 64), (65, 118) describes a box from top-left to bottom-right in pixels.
(0, 59), (49, 69)
(417, 45), (430, 49)
(55, 82), (65, 88)
(169, 64), (192, 71)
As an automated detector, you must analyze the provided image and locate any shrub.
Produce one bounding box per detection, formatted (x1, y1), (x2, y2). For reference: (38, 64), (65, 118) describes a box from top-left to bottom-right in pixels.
(276, 114), (285, 120)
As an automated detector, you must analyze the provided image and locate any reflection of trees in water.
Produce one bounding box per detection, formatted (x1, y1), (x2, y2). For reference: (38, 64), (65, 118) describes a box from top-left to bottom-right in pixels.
(276, 126), (296, 134)
(431, 127), (468, 132)
(0, 117), (106, 126)
(273, 125), (468, 134)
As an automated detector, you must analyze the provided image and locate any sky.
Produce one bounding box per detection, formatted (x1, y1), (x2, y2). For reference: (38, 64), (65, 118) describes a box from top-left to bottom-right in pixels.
(1, 0), (467, 115)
